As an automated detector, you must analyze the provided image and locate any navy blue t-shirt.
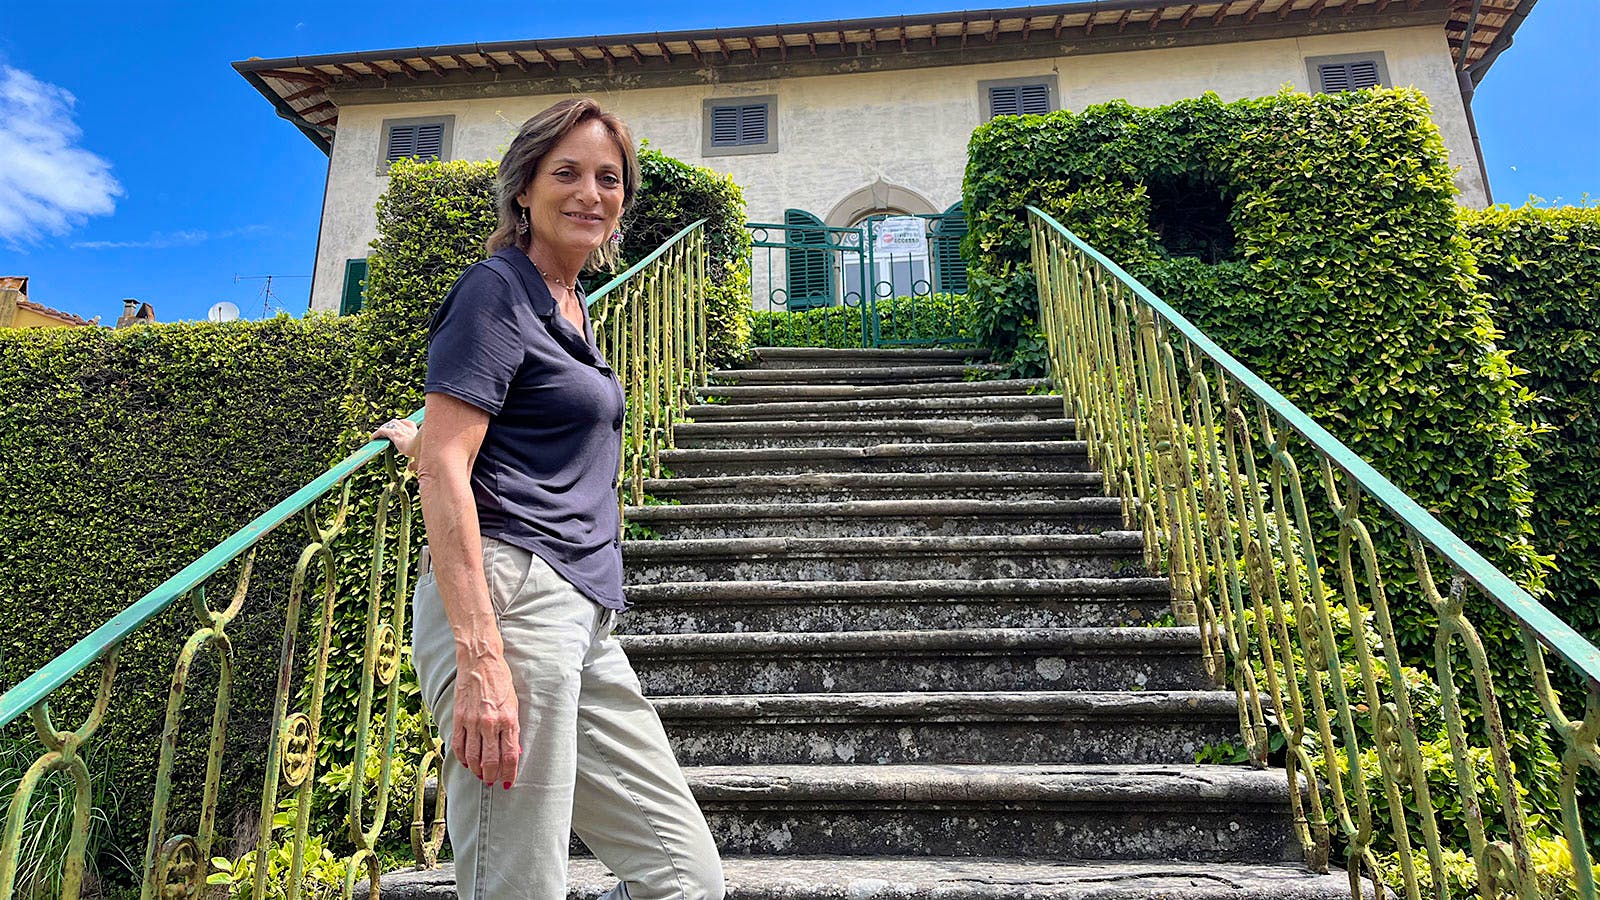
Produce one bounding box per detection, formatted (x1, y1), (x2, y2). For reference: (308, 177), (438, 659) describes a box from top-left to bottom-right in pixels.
(425, 247), (627, 610)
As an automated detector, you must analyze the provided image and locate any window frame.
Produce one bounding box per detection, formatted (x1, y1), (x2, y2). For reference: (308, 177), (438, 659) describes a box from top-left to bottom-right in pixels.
(1305, 52), (1391, 94)
(377, 115), (455, 175)
(978, 75), (1060, 121)
(701, 96), (778, 157)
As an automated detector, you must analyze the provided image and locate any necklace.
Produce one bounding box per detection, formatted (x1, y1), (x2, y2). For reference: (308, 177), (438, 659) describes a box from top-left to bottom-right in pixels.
(527, 252), (576, 294)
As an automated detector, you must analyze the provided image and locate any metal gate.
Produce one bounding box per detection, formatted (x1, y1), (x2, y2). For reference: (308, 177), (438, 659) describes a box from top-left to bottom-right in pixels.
(748, 207), (970, 348)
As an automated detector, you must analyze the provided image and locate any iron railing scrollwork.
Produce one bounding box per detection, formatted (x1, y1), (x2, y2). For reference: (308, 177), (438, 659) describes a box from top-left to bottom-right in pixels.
(1029, 204), (1600, 900)
(0, 219), (710, 900)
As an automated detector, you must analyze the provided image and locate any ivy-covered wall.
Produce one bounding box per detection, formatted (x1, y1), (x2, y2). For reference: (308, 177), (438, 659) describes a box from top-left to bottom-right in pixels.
(963, 88), (1572, 856)
(1464, 204), (1600, 644)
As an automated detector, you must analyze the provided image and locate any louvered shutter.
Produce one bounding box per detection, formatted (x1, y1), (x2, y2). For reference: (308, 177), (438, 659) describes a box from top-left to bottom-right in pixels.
(988, 86), (1020, 118)
(340, 258), (369, 315)
(785, 209), (833, 310)
(1319, 60), (1381, 93)
(1019, 83), (1051, 115)
(387, 123), (445, 162)
(739, 105), (767, 145)
(711, 106), (742, 145)
(932, 205), (970, 295)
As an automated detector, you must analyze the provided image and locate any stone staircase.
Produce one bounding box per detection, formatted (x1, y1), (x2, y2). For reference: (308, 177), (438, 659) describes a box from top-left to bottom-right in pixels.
(381, 347), (1360, 899)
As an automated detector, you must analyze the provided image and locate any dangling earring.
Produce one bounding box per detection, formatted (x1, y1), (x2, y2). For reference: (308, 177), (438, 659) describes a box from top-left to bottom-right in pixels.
(609, 228), (623, 246)
(516, 206), (530, 237)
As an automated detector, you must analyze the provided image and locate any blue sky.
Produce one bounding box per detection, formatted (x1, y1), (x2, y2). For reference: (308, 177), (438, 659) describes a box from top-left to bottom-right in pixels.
(0, 1), (1594, 325)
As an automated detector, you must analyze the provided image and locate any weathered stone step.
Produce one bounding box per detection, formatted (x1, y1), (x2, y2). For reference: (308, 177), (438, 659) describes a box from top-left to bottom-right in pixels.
(674, 418), (1074, 449)
(746, 347), (989, 369)
(686, 394), (1066, 423)
(655, 690), (1237, 766)
(624, 498), (1125, 539)
(619, 577), (1174, 633)
(658, 440), (1092, 477)
(622, 532), (1146, 583)
(683, 763), (1298, 860)
(696, 378), (1051, 404)
(373, 856), (1366, 900)
(710, 364), (1006, 385)
(620, 626), (1208, 695)
(642, 471), (1107, 504)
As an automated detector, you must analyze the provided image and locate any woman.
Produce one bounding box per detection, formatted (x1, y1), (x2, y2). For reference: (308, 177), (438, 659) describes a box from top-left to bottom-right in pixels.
(374, 98), (723, 900)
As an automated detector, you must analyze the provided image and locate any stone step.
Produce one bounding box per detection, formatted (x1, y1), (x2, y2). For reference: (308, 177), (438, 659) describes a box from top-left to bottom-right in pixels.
(622, 532), (1147, 583)
(746, 347), (989, 369)
(696, 379), (1051, 404)
(620, 626), (1209, 695)
(642, 471), (1107, 504)
(686, 395), (1067, 423)
(373, 856), (1364, 900)
(710, 364), (1007, 385)
(682, 763), (1299, 860)
(655, 690), (1238, 766)
(619, 577), (1174, 633)
(624, 498), (1126, 539)
(658, 441), (1092, 477)
(673, 419), (1074, 449)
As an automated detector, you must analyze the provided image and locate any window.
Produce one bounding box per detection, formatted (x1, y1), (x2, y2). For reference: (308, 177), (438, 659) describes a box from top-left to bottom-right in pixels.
(341, 258), (368, 315)
(702, 97), (777, 157)
(378, 115), (454, 173)
(979, 76), (1059, 121)
(1306, 53), (1390, 94)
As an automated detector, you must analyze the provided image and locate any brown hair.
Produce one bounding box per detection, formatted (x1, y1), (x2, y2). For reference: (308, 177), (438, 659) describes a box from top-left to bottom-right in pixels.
(485, 98), (640, 272)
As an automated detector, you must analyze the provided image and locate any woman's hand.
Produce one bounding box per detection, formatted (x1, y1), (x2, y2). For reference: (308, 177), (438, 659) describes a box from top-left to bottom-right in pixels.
(373, 418), (422, 462)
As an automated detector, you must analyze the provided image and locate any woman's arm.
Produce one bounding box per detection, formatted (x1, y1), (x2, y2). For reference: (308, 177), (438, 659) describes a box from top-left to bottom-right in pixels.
(415, 392), (521, 790)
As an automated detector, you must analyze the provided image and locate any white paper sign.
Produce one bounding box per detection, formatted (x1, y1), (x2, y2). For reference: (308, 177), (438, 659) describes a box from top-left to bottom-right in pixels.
(873, 216), (929, 259)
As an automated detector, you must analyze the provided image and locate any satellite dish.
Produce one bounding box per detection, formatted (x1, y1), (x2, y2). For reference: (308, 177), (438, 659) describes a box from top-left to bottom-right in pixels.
(208, 301), (240, 323)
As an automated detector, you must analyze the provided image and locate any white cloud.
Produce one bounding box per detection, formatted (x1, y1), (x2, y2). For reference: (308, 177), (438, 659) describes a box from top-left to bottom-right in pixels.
(70, 224), (267, 251)
(0, 66), (123, 246)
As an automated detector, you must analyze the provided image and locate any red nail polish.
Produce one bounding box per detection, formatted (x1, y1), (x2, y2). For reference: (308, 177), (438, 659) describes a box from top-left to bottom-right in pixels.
(503, 781), (512, 790)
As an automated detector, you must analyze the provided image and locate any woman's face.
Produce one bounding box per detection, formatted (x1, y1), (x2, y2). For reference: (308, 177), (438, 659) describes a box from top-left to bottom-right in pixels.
(517, 119), (626, 261)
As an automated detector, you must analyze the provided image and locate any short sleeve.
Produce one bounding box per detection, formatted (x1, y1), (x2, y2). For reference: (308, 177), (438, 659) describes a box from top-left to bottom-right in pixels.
(424, 264), (526, 415)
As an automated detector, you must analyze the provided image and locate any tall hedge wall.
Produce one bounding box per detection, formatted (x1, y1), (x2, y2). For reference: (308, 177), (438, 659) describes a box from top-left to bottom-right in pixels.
(963, 88), (1560, 821)
(0, 317), (357, 875)
(1464, 204), (1600, 643)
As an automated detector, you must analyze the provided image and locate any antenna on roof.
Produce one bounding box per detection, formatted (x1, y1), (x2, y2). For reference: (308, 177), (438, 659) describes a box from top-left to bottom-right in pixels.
(234, 273), (310, 317)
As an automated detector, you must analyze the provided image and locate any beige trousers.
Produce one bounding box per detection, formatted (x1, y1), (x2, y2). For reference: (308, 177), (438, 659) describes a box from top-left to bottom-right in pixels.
(412, 537), (723, 900)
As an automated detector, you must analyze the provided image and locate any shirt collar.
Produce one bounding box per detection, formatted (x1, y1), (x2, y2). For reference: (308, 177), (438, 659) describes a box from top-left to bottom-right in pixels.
(493, 247), (557, 317)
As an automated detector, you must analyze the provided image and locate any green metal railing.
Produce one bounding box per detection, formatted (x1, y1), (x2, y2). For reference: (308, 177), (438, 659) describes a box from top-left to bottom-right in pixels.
(1029, 205), (1600, 900)
(0, 219), (710, 900)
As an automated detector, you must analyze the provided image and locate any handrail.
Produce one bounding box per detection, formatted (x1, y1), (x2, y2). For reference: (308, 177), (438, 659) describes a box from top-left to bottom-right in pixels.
(1028, 203), (1600, 900)
(1028, 205), (1600, 690)
(0, 219), (711, 900)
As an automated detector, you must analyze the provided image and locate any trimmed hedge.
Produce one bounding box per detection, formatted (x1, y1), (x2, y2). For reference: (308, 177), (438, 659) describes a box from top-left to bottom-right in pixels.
(963, 88), (1563, 859)
(752, 293), (977, 349)
(0, 317), (357, 878)
(1464, 204), (1600, 638)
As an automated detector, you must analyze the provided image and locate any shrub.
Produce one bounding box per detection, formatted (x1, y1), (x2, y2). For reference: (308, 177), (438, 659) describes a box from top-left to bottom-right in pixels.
(752, 293), (976, 349)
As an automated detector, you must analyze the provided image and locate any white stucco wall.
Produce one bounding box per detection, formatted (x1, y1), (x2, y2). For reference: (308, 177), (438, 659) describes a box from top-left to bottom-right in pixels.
(309, 24), (1484, 312)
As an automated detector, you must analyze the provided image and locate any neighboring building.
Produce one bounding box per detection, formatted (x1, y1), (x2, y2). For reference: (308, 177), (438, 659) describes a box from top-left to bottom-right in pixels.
(0, 278), (99, 329)
(115, 299), (158, 328)
(235, 0), (1535, 314)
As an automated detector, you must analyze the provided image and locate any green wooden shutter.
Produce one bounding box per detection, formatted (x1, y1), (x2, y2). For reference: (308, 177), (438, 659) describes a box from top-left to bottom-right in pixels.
(784, 209), (833, 310)
(932, 203), (969, 294)
(340, 258), (369, 315)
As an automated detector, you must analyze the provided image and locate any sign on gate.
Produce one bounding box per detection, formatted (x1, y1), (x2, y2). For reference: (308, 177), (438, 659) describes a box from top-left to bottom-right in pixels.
(872, 216), (930, 259)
